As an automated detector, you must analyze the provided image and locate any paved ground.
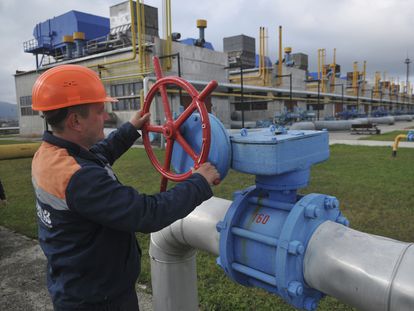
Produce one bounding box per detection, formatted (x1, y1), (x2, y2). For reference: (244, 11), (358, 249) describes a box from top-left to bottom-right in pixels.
(329, 120), (414, 147)
(1, 120), (413, 311)
(0, 226), (152, 311)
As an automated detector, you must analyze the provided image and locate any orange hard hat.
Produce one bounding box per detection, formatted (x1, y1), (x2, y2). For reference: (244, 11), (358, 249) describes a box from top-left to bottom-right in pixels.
(32, 64), (117, 111)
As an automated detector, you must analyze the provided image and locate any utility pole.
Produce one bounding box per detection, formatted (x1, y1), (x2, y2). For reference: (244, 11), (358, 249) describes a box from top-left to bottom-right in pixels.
(404, 57), (411, 94)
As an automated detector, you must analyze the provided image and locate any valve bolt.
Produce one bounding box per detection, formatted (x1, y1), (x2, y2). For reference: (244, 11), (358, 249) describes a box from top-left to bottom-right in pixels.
(288, 240), (304, 255)
(305, 205), (322, 219)
(287, 281), (303, 297)
(216, 221), (226, 232)
(324, 196), (339, 209)
(303, 297), (318, 311)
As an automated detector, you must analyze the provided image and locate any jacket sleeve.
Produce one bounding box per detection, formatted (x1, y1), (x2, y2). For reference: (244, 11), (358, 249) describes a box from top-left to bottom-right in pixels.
(90, 122), (140, 165)
(65, 166), (213, 233)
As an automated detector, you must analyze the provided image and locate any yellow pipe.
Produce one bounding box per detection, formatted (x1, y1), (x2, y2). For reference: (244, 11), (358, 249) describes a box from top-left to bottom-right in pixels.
(352, 61), (358, 96)
(99, 67), (151, 77)
(330, 48), (336, 92)
(264, 28), (269, 85)
(0, 143), (41, 160)
(262, 28), (266, 85)
(374, 71), (381, 98)
(136, 0), (143, 72)
(229, 27), (265, 82)
(277, 26), (283, 86)
(322, 49), (326, 92)
(163, 87), (366, 104)
(162, 0), (172, 70)
(141, 0), (147, 70)
(101, 75), (146, 83)
(392, 134), (407, 157)
(88, 0), (137, 69)
(362, 60), (366, 93)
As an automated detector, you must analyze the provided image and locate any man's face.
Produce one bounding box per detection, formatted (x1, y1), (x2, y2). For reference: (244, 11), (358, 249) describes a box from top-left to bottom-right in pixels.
(80, 103), (109, 147)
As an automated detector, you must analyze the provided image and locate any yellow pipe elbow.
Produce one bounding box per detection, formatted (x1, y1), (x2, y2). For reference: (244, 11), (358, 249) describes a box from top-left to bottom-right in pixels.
(392, 134), (407, 157)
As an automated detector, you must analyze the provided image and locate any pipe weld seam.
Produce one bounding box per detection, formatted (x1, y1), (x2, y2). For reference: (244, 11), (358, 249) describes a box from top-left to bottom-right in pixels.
(386, 242), (414, 311)
(150, 253), (196, 265)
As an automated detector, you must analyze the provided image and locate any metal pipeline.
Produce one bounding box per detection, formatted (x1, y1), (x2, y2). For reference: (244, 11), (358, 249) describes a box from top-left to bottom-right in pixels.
(0, 143), (40, 160)
(149, 197), (232, 311)
(162, 0), (172, 70)
(304, 221), (414, 311)
(392, 134), (409, 157)
(137, 0), (146, 72)
(150, 194), (414, 311)
(277, 25), (283, 86)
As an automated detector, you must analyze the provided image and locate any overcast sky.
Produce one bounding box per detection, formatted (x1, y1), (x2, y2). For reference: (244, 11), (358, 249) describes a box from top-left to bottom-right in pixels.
(1, 0), (413, 104)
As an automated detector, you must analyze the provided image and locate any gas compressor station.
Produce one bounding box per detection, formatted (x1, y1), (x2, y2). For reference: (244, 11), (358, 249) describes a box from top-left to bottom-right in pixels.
(4, 0), (414, 310)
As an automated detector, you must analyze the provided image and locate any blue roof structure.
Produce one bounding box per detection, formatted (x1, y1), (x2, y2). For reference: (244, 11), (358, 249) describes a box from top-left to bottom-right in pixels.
(179, 38), (215, 51)
(26, 10), (109, 54)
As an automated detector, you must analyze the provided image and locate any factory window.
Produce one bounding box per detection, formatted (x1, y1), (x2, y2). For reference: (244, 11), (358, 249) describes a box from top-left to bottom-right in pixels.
(110, 82), (142, 111)
(306, 104), (324, 111)
(19, 96), (39, 116)
(251, 102), (268, 110)
(233, 91), (268, 111)
(234, 101), (268, 111)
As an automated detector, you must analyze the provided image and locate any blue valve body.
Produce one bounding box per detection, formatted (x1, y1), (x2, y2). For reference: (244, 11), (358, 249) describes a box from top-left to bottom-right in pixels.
(217, 188), (347, 310)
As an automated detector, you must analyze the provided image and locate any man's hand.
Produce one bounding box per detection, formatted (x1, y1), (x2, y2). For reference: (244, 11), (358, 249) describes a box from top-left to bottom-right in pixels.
(129, 110), (151, 130)
(194, 162), (220, 186)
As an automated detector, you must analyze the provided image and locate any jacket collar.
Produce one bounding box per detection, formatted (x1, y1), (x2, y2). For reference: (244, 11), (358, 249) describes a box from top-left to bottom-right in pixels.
(42, 131), (101, 162)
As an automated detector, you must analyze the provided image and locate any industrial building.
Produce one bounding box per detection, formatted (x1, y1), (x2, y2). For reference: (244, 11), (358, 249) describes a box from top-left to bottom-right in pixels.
(9, 2), (414, 311)
(15, 0), (414, 136)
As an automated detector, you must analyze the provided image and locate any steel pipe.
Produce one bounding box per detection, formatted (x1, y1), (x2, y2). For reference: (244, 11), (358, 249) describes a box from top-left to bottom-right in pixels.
(304, 221), (414, 311)
(149, 197), (232, 311)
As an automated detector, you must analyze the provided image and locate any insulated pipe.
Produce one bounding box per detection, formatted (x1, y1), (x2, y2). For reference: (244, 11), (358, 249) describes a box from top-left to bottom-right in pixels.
(304, 221), (414, 311)
(149, 197), (232, 311)
(0, 143), (40, 160)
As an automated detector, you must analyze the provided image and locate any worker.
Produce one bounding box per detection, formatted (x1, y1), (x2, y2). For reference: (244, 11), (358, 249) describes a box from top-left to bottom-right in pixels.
(31, 64), (219, 311)
(0, 179), (6, 205)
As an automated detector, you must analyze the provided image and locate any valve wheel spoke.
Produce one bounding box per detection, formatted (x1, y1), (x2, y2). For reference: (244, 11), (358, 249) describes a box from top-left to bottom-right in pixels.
(175, 100), (197, 128)
(175, 132), (198, 161)
(163, 138), (174, 171)
(159, 85), (173, 122)
(145, 125), (163, 133)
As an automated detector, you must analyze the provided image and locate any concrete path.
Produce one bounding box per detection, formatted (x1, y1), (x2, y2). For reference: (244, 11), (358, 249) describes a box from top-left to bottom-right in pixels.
(0, 226), (153, 311)
(329, 120), (414, 147)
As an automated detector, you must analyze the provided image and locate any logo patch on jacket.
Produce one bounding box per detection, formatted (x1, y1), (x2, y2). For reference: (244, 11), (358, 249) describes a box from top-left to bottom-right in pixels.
(36, 203), (53, 228)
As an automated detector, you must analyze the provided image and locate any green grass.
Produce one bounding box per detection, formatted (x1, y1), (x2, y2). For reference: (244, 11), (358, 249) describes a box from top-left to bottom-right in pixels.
(359, 130), (413, 141)
(1, 145), (414, 310)
(0, 139), (36, 145)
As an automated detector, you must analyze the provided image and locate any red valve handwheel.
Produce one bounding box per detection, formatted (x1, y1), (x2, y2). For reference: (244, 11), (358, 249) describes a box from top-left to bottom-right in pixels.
(142, 56), (218, 191)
